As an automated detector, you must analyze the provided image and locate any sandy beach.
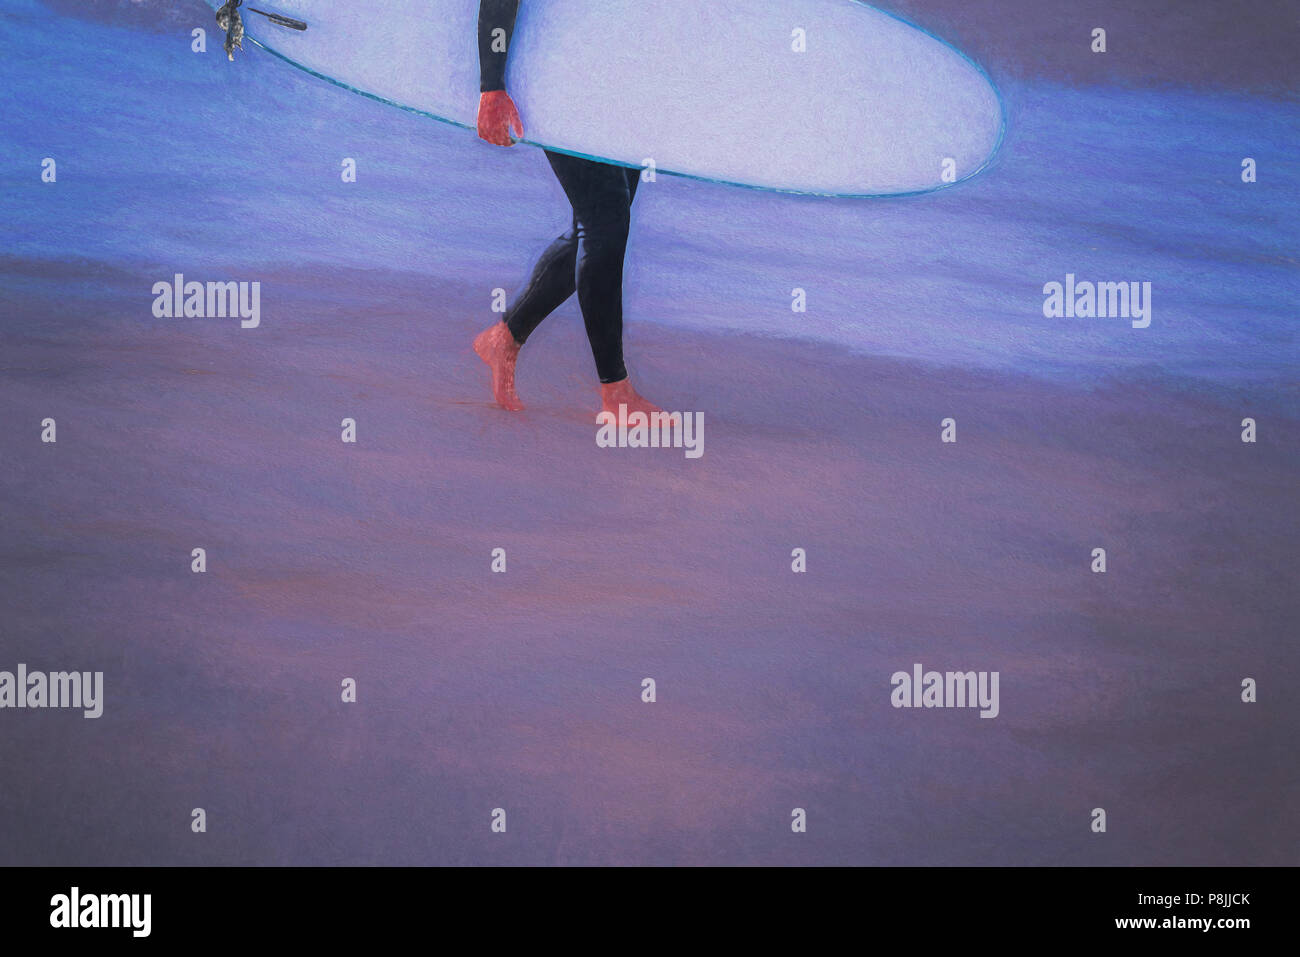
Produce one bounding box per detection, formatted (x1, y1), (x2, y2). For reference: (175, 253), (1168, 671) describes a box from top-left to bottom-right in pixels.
(1, 0), (1296, 866)
(2, 259), (1296, 865)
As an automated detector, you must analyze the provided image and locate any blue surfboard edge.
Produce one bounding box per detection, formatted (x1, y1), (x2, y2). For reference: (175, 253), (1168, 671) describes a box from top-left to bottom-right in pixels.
(238, 1), (1007, 201)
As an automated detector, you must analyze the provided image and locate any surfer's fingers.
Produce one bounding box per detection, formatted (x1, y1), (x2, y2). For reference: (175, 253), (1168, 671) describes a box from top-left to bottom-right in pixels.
(508, 107), (525, 141)
(477, 117), (507, 147)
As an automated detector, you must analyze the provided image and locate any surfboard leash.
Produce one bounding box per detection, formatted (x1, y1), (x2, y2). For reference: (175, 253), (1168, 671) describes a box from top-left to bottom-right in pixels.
(248, 8), (309, 31)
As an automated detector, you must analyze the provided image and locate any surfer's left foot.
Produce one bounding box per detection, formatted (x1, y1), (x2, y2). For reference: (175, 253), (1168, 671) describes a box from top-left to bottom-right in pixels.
(473, 321), (525, 412)
(600, 378), (665, 417)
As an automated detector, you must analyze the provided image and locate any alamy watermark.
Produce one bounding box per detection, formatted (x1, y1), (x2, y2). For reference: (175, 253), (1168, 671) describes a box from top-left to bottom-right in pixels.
(50, 887), (150, 937)
(596, 404), (704, 459)
(0, 664), (103, 718)
(1042, 273), (1151, 328)
(152, 273), (260, 328)
(891, 663), (999, 718)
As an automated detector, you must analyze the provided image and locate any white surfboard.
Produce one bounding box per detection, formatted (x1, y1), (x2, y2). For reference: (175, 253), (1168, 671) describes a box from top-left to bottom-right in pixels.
(210, 0), (1004, 197)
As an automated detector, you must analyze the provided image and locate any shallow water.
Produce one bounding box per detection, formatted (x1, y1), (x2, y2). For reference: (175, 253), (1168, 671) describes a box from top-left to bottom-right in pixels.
(2, 0), (1296, 387)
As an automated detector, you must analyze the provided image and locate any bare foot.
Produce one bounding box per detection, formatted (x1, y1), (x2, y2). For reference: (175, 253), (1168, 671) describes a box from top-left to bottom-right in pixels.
(600, 378), (668, 417)
(473, 321), (525, 412)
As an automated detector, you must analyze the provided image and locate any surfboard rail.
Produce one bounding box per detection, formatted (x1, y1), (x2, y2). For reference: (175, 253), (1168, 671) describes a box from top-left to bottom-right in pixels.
(204, 0), (1006, 198)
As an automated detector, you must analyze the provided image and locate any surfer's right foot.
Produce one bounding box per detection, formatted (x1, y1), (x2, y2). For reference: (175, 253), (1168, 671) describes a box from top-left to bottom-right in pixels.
(473, 321), (525, 412)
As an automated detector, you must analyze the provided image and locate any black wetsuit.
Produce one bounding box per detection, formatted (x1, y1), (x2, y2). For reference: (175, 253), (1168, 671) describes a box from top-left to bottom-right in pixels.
(479, 0), (638, 384)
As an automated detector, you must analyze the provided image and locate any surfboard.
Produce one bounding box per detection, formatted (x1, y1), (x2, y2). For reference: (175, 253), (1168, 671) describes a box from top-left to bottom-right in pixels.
(206, 0), (1004, 197)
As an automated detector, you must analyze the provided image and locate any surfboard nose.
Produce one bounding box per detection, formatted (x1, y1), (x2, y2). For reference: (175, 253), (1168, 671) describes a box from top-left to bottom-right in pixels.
(512, 0), (1005, 196)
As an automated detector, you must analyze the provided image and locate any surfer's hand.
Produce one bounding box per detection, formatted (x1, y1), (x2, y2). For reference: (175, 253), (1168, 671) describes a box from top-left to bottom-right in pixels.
(477, 91), (524, 147)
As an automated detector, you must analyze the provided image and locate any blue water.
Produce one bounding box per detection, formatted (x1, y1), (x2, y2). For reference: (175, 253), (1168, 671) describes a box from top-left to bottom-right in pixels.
(2, 0), (1297, 391)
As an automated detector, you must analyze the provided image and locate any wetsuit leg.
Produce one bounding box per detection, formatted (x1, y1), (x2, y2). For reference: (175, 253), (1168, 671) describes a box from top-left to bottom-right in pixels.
(545, 150), (640, 384)
(502, 152), (641, 383)
(503, 225), (578, 345)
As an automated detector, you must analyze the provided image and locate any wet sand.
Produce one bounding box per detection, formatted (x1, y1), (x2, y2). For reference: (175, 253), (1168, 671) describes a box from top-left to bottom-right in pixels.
(1, 263), (1295, 865)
